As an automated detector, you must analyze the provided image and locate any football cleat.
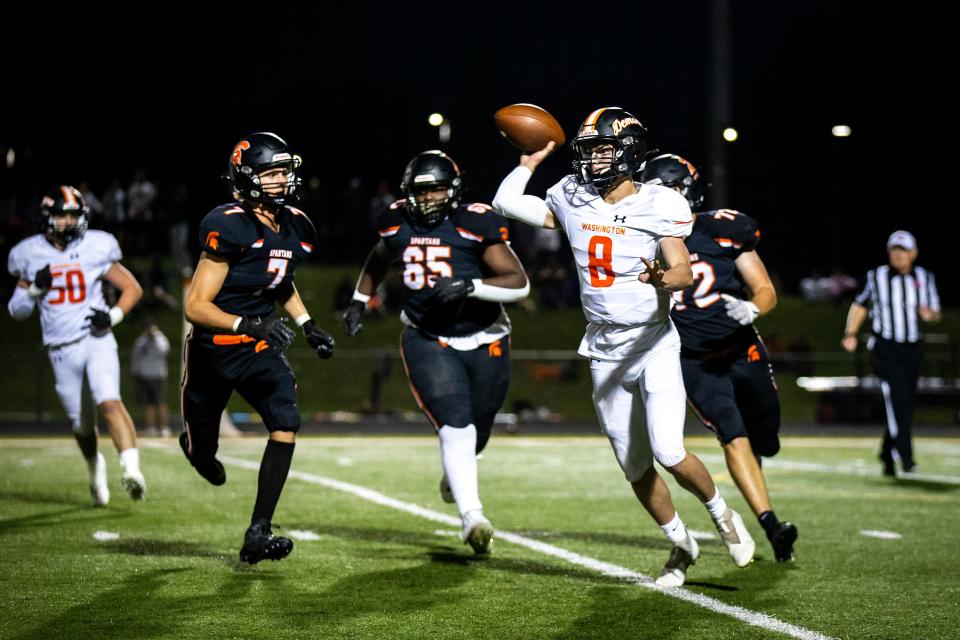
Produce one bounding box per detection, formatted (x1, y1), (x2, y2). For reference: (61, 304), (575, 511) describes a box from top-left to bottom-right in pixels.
(439, 473), (455, 504)
(655, 533), (700, 587)
(768, 521), (798, 562)
(121, 470), (147, 501)
(460, 510), (494, 555)
(179, 431), (226, 486)
(715, 509), (756, 567)
(240, 519), (294, 565)
(89, 452), (110, 507)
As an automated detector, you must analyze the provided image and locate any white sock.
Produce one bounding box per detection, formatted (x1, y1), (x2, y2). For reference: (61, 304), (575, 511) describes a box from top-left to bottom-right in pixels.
(86, 451), (103, 478)
(660, 512), (688, 544)
(119, 447), (140, 475)
(438, 424), (482, 515)
(704, 490), (728, 522)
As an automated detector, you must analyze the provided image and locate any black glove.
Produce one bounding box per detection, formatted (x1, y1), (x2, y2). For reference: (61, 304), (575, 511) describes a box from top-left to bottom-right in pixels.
(34, 265), (52, 291)
(343, 300), (366, 337)
(237, 316), (295, 350)
(432, 277), (474, 304)
(86, 309), (112, 337)
(303, 319), (335, 359)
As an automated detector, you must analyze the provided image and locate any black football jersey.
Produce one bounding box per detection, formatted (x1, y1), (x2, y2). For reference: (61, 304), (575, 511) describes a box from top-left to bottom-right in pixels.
(671, 209), (760, 353)
(195, 202), (317, 335)
(378, 201), (509, 337)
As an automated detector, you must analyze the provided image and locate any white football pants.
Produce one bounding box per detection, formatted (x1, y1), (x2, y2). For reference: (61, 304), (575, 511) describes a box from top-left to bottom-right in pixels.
(48, 333), (122, 434)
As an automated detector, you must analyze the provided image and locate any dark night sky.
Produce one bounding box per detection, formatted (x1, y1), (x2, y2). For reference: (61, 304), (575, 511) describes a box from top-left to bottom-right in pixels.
(3, 2), (951, 297)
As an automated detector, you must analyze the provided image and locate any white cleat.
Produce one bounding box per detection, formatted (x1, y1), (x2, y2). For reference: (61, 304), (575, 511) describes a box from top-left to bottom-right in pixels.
(715, 509), (755, 567)
(439, 473), (455, 504)
(89, 452), (110, 507)
(121, 470), (147, 501)
(655, 533), (700, 587)
(460, 510), (494, 555)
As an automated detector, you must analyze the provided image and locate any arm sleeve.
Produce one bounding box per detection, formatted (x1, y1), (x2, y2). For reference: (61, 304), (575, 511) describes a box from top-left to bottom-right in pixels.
(7, 244), (24, 279)
(492, 166), (550, 228)
(469, 278), (530, 303)
(7, 286), (36, 320)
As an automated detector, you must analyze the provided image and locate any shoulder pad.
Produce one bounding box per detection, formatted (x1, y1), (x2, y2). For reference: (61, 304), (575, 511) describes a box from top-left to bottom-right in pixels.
(199, 204), (257, 256)
(287, 206), (319, 245)
(452, 204), (509, 244)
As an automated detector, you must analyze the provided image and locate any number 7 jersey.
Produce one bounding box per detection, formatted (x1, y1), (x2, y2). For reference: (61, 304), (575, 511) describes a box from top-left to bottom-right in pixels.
(7, 230), (122, 346)
(545, 176), (693, 360)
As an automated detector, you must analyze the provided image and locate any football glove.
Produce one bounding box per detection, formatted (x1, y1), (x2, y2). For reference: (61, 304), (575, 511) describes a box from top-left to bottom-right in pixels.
(237, 316), (295, 349)
(303, 319), (335, 359)
(343, 300), (366, 337)
(720, 293), (759, 326)
(432, 277), (474, 304)
(86, 309), (113, 337)
(34, 265), (53, 291)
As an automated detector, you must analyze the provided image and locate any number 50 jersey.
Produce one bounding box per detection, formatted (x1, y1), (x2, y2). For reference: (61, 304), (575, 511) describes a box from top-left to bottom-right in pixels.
(670, 209), (761, 354)
(7, 230), (121, 347)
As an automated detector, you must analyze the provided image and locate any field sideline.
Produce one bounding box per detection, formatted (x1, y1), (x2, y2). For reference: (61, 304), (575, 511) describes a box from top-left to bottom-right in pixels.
(2, 435), (958, 639)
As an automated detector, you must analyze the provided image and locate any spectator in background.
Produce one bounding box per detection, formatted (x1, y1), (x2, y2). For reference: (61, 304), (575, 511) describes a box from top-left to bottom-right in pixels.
(78, 181), (104, 219)
(102, 178), (127, 225)
(130, 319), (172, 437)
(842, 230), (941, 476)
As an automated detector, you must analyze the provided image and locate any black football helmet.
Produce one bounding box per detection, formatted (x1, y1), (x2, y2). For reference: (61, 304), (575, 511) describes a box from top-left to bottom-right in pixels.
(227, 132), (302, 207)
(40, 185), (89, 244)
(639, 153), (704, 210)
(400, 150), (462, 227)
(571, 107), (648, 191)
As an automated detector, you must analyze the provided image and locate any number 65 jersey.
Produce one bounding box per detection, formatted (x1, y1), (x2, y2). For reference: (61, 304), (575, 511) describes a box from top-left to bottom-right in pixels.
(7, 230), (121, 347)
(545, 176), (693, 361)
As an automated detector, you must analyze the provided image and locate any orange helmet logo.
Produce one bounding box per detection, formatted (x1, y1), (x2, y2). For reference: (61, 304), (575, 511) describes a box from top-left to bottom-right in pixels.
(205, 231), (220, 250)
(231, 140), (251, 166)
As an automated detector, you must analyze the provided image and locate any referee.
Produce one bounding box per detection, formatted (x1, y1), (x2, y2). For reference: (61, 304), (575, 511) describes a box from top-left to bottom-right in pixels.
(842, 230), (941, 475)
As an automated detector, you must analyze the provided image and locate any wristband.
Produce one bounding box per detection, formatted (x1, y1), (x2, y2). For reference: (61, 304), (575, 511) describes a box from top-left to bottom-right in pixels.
(27, 283), (45, 299)
(352, 291), (371, 304)
(108, 307), (124, 327)
(294, 313), (311, 327)
(232, 316), (243, 333)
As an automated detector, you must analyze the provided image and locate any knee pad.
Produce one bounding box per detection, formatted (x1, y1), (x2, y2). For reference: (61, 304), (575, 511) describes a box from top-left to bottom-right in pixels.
(623, 458), (654, 483)
(266, 403), (301, 433)
(71, 415), (94, 437)
(749, 432), (781, 457)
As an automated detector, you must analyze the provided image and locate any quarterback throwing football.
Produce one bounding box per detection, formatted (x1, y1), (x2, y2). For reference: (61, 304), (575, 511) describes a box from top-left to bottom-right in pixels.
(493, 107), (755, 586)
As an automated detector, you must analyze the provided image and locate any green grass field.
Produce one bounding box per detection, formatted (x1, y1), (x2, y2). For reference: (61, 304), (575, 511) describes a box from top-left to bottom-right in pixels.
(2, 435), (958, 640)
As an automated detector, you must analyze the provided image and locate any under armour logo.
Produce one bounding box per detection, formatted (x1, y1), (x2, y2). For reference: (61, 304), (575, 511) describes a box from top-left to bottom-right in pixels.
(70, 253), (79, 260)
(613, 215), (626, 223)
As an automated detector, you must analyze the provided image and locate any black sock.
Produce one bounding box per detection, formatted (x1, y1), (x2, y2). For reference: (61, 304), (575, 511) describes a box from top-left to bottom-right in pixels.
(251, 440), (295, 525)
(758, 510), (779, 534)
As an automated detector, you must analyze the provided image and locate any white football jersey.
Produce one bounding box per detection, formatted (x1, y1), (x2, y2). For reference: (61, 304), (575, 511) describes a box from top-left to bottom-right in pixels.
(545, 176), (693, 360)
(7, 231), (122, 347)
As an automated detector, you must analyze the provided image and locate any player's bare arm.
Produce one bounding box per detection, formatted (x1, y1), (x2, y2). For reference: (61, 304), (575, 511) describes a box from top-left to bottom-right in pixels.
(184, 252), (235, 331)
(103, 263), (144, 316)
(344, 240), (392, 337)
(280, 282), (335, 360)
(479, 243), (528, 291)
(640, 237), (693, 291)
(355, 240), (393, 297)
(279, 283), (309, 320)
(841, 302), (869, 352)
(492, 141), (558, 230)
(733, 250), (777, 314)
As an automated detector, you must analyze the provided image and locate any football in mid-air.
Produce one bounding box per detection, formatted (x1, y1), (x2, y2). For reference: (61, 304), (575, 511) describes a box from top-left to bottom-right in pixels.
(494, 103), (566, 152)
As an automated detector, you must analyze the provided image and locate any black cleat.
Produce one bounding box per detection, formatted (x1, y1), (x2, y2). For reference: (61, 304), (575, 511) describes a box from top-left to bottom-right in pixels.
(179, 431), (226, 486)
(768, 521), (798, 562)
(240, 519), (294, 565)
(879, 452), (896, 477)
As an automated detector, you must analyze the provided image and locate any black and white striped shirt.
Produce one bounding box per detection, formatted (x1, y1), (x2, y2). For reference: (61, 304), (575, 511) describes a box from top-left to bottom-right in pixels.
(854, 265), (940, 343)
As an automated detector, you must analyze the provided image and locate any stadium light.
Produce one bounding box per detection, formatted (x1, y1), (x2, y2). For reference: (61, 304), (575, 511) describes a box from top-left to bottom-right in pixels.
(5, 147), (13, 169)
(722, 127), (738, 142)
(428, 113), (445, 127)
(832, 125), (852, 138)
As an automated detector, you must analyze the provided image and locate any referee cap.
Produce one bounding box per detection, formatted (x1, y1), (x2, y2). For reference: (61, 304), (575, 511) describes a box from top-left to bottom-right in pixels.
(887, 230), (917, 251)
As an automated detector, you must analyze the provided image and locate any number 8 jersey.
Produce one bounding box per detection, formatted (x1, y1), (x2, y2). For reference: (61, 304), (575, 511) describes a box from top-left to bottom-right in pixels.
(545, 176), (693, 361)
(7, 230), (121, 347)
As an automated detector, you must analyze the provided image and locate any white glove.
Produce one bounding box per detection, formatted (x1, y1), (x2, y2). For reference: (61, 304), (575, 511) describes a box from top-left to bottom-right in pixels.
(720, 293), (759, 325)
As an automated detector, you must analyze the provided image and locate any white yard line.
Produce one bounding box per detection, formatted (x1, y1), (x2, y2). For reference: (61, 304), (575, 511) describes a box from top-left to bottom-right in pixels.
(219, 454), (834, 640)
(696, 453), (960, 485)
(860, 530), (902, 540)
